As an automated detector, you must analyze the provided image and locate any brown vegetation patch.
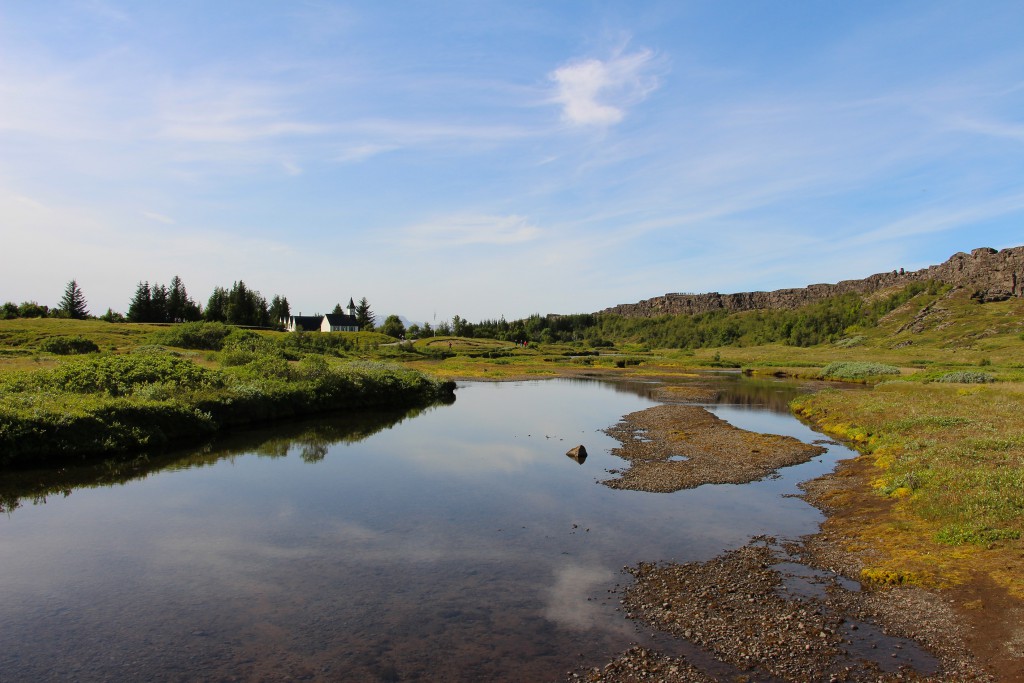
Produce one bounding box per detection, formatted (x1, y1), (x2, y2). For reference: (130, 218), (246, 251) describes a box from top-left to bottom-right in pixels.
(600, 404), (825, 492)
(649, 383), (720, 403)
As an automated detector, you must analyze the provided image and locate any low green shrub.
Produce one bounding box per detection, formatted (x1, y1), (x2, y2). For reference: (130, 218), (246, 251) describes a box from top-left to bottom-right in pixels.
(34, 350), (221, 396)
(833, 335), (866, 348)
(935, 523), (1021, 546)
(222, 328), (275, 352)
(820, 361), (901, 380)
(38, 335), (99, 355)
(277, 330), (354, 356)
(936, 371), (995, 384)
(150, 321), (231, 350)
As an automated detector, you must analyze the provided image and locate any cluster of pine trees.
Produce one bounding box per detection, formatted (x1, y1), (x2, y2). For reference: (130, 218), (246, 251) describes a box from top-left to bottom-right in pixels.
(1, 277), (388, 332)
(126, 277), (291, 327)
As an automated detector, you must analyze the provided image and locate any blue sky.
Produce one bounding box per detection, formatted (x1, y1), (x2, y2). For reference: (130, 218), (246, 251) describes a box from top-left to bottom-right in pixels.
(3, 1), (1023, 323)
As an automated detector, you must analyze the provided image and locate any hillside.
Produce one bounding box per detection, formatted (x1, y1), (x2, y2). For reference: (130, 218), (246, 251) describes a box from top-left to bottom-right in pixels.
(601, 246), (1024, 317)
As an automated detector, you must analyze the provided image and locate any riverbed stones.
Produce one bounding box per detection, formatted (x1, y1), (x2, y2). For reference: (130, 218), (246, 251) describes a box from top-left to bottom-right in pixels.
(601, 541), (993, 682)
(600, 404), (826, 493)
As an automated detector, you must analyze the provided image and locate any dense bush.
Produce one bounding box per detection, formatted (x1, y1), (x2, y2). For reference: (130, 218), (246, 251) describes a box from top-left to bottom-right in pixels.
(276, 330), (354, 356)
(149, 321), (231, 350)
(37, 350), (220, 396)
(936, 371), (995, 384)
(38, 335), (100, 355)
(820, 361), (901, 380)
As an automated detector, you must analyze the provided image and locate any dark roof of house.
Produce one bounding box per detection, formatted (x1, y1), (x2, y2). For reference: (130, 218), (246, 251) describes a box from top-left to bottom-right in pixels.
(289, 315), (324, 330)
(324, 313), (358, 327)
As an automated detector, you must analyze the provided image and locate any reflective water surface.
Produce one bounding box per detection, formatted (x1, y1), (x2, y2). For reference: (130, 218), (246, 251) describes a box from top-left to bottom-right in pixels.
(0, 376), (857, 682)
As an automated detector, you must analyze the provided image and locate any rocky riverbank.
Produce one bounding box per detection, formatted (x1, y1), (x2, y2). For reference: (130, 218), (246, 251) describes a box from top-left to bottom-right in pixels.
(582, 540), (990, 682)
(574, 380), (1009, 681)
(600, 403), (826, 493)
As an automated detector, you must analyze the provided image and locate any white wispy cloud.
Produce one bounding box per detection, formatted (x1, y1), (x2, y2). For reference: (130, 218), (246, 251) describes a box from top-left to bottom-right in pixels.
(549, 48), (660, 126)
(945, 115), (1024, 143)
(849, 190), (1024, 246)
(142, 210), (175, 224)
(333, 143), (398, 163)
(76, 0), (131, 23)
(155, 80), (328, 143)
(399, 214), (542, 248)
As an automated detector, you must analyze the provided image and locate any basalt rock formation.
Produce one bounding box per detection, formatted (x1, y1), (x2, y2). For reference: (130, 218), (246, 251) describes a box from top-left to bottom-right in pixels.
(601, 246), (1024, 318)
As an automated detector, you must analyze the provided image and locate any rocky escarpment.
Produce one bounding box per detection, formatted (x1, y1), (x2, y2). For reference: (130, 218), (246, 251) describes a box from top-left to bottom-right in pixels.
(601, 246), (1024, 318)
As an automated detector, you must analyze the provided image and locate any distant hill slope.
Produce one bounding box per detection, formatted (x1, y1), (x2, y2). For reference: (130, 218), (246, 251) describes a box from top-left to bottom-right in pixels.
(601, 246), (1024, 318)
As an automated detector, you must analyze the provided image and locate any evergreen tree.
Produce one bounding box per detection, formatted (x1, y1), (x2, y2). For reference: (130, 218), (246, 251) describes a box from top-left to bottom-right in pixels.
(331, 302), (345, 315)
(269, 295), (290, 324)
(127, 282), (152, 322)
(210, 281), (272, 326)
(254, 293), (270, 327)
(205, 286), (229, 322)
(226, 281), (254, 325)
(451, 314), (472, 337)
(166, 275), (201, 322)
(355, 297), (375, 330)
(151, 284), (169, 323)
(59, 279), (89, 319)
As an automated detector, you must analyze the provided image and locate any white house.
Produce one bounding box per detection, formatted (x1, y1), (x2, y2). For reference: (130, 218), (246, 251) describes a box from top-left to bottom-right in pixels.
(283, 299), (359, 333)
(321, 312), (358, 332)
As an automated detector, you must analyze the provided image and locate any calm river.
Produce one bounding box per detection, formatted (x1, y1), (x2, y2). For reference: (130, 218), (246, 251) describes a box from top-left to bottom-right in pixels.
(0, 375), (855, 681)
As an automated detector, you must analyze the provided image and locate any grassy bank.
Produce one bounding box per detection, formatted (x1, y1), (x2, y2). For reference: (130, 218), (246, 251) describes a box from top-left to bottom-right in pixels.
(0, 406), (430, 513)
(0, 347), (454, 467)
(792, 382), (1024, 596)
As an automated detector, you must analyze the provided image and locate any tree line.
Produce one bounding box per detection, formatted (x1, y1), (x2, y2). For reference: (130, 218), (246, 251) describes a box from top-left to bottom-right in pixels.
(1, 278), (380, 331)
(3, 277), (945, 348)
(424, 281), (947, 348)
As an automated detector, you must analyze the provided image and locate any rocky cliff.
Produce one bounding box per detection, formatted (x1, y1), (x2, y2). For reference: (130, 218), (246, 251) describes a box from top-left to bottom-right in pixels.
(600, 246), (1024, 318)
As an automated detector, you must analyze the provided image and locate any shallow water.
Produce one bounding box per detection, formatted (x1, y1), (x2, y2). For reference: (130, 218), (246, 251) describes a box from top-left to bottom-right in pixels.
(0, 376), (859, 681)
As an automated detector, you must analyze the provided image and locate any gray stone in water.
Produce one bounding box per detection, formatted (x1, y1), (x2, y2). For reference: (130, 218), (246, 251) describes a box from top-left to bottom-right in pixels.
(566, 445), (588, 464)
